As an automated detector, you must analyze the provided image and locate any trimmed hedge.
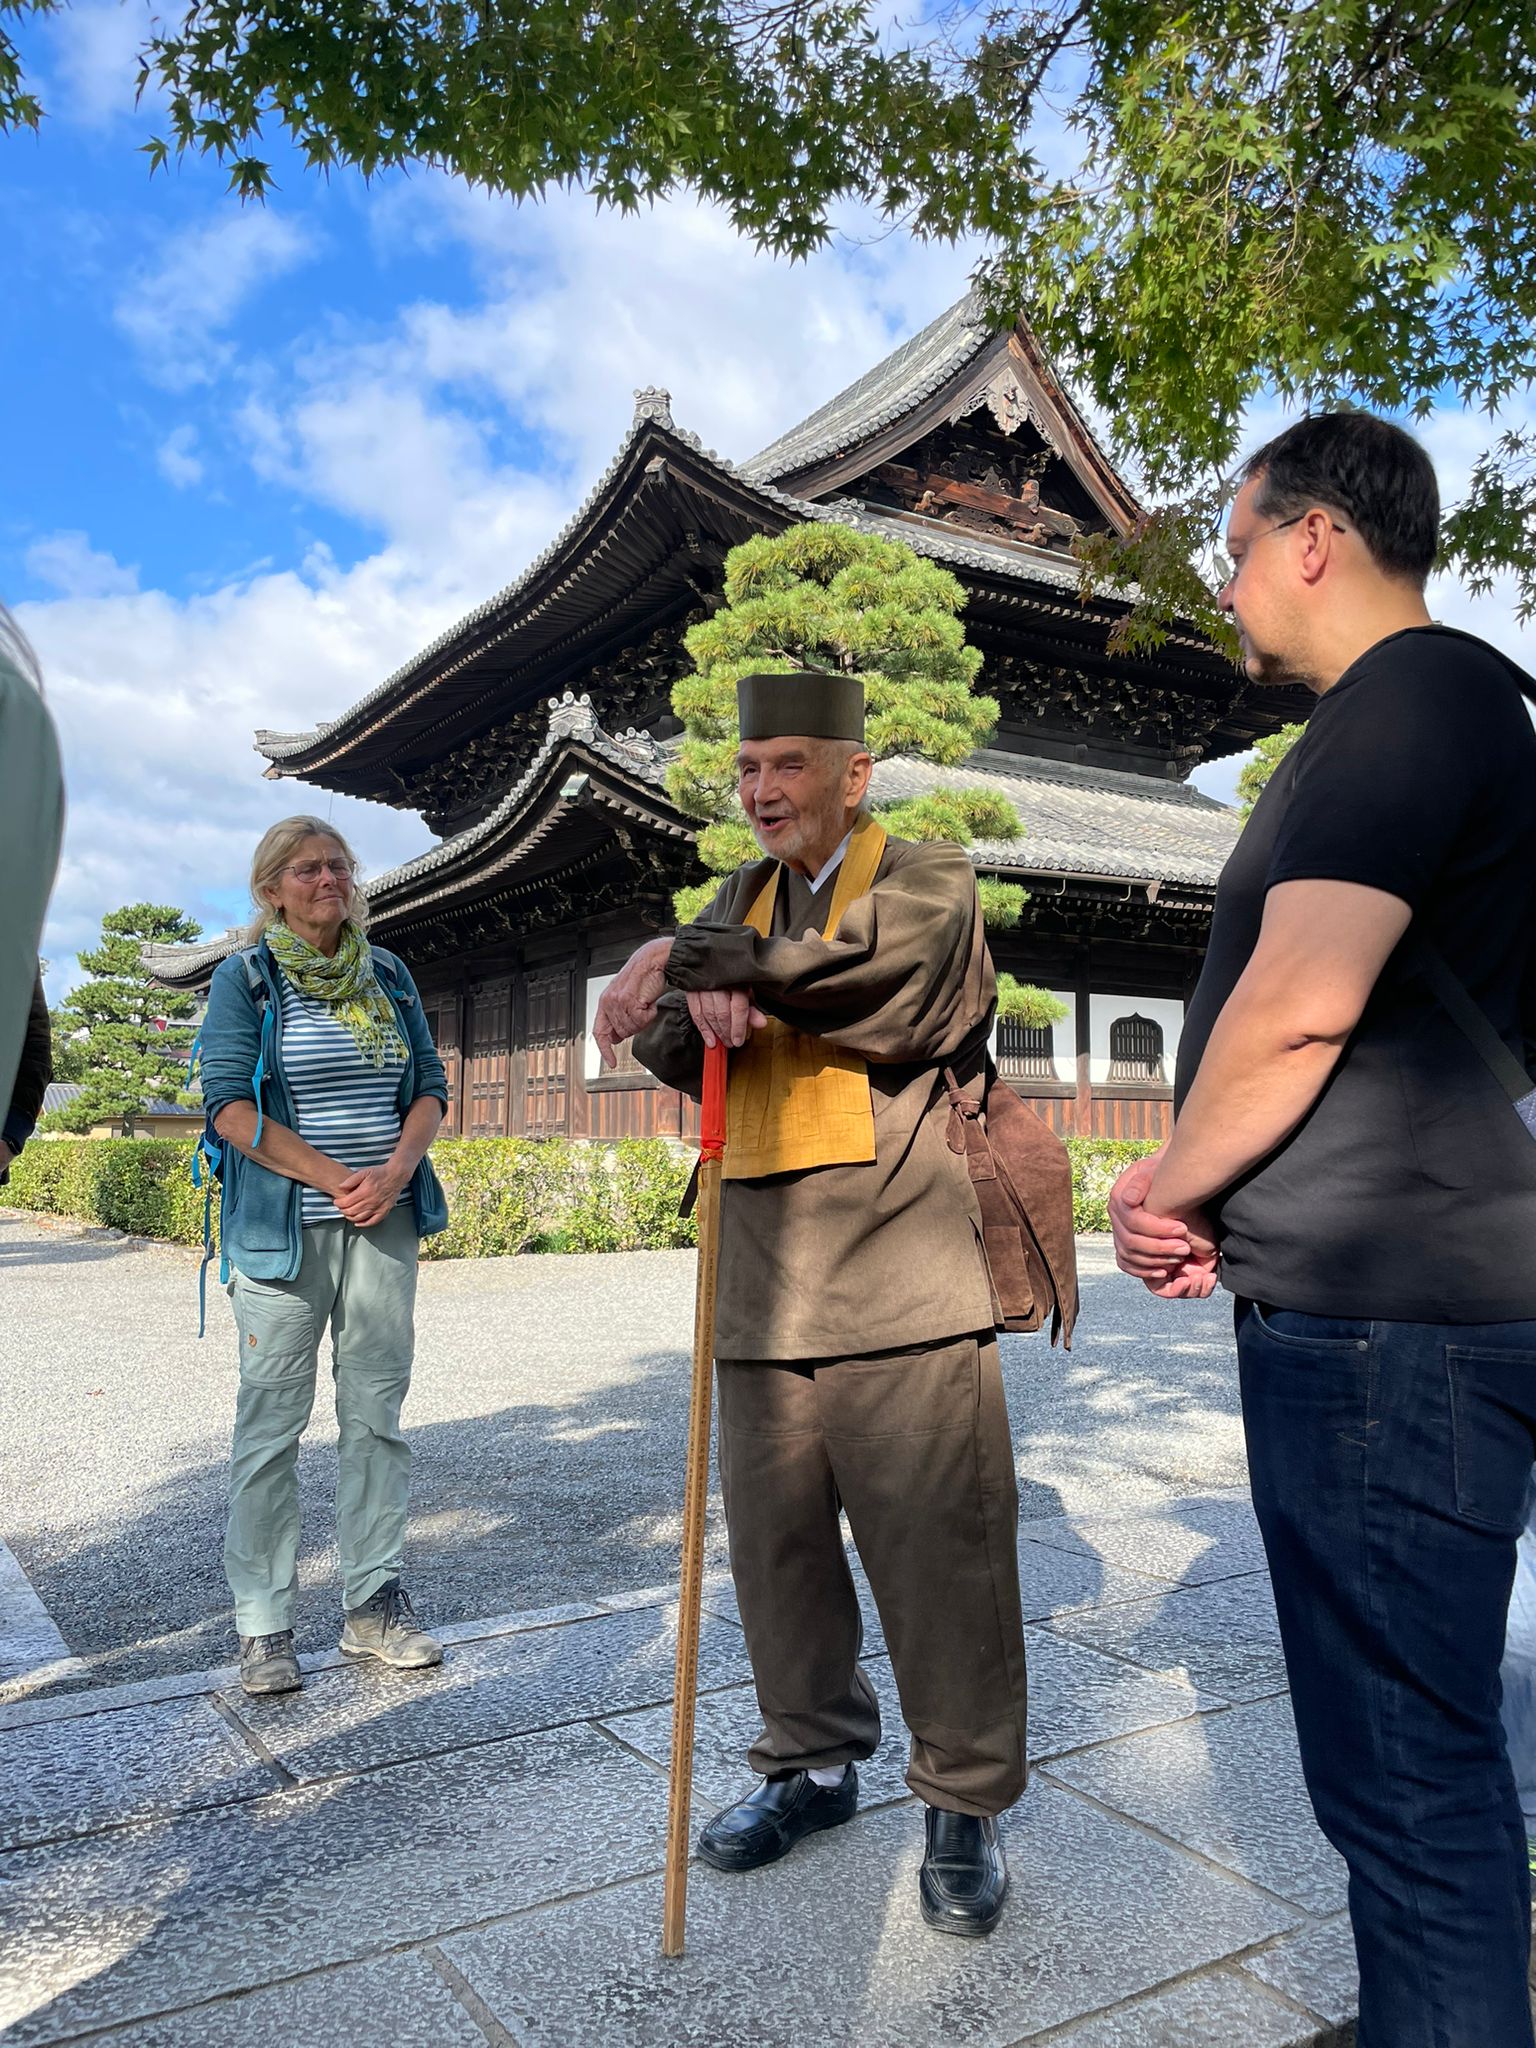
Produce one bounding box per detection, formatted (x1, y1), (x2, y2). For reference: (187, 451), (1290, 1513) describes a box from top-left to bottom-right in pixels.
(1064, 1138), (1161, 1233)
(4, 1134), (1159, 1252)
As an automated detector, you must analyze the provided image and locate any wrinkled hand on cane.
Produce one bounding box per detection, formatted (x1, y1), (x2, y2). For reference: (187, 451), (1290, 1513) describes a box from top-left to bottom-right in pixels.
(662, 1038), (728, 1958)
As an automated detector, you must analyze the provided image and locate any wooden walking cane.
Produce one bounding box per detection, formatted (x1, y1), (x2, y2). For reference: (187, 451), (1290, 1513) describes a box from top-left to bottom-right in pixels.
(662, 1038), (728, 1958)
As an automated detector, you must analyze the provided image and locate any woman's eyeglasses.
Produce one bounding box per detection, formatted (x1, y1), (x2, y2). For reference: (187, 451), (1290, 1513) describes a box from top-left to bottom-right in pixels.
(281, 858), (355, 884)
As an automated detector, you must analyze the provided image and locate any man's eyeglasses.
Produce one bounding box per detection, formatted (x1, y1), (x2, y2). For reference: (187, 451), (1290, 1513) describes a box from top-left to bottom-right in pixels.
(1217, 512), (1348, 587)
(281, 858), (355, 885)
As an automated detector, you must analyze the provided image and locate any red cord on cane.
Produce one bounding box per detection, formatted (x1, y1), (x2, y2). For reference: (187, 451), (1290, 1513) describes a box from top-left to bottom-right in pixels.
(700, 1039), (728, 1163)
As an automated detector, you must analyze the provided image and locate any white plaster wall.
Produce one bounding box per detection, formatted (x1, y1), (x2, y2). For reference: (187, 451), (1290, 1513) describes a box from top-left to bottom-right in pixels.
(1088, 993), (1185, 1086)
(583, 972), (615, 1081)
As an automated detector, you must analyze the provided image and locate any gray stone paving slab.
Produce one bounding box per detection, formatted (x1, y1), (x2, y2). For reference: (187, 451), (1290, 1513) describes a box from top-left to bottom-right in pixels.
(435, 1599), (608, 1643)
(1037, 1967), (1324, 2046)
(1016, 1542), (1170, 1623)
(1046, 1574), (1287, 1704)
(1242, 1918), (1359, 2029)
(442, 1788), (1298, 2048)
(1024, 1500), (1268, 1589)
(0, 1721), (670, 2045)
(220, 1604), (753, 1782)
(1024, 1627), (1217, 1762)
(1045, 1696), (1346, 1913)
(0, 1536), (85, 1700)
(0, 1695), (275, 1851)
(70, 1951), (492, 2048)
(600, 1653), (915, 1812)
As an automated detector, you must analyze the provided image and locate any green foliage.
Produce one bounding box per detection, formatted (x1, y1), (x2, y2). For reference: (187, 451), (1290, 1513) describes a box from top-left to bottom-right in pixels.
(49, 904), (202, 1135)
(876, 787), (1020, 846)
(995, 974), (1067, 1029)
(7, 1), (1536, 610)
(48, 1012), (88, 1085)
(422, 1137), (696, 1258)
(4, 1139), (212, 1246)
(8, 1132), (1150, 1242)
(426, 1139), (582, 1259)
(1237, 723), (1306, 818)
(668, 523), (997, 835)
(669, 522), (1048, 1007)
(975, 878), (1026, 930)
(1064, 1139), (1162, 1233)
(670, 879), (722, 926)
(561, 1140), (700, 1253)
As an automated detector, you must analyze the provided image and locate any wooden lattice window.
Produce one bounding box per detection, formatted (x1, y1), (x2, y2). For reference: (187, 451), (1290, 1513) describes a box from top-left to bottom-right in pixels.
(1108, 1013), (1165, 1084)
(996, 1017), (1055, 1081)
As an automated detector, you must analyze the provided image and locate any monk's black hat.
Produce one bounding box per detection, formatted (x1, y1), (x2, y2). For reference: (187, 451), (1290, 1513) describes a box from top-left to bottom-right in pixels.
(737, 669), (864, 744)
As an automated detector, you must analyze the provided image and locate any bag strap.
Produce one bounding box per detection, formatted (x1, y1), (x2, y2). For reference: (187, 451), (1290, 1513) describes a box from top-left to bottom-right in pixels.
(1419, 941), (1536, 1110)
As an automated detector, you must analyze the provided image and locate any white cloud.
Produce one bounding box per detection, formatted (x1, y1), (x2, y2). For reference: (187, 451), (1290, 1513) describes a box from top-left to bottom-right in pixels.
(36, 0), (158, 127)
(25, 532), (140, 599)
(114, 210), (319, 389)
(370, 181), (980, 476)
(156, 423), (205, 490)
(21, 479), (569, 994)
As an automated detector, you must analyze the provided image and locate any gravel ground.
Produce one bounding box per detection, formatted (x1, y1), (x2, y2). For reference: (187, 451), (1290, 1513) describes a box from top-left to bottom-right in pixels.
(0, 1211), (1247, 1690)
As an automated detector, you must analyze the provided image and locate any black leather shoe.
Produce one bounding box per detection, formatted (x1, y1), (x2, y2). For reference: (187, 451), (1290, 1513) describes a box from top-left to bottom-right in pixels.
(918, 1806), (1008, 1936)
(696, 1766), (859, 1872)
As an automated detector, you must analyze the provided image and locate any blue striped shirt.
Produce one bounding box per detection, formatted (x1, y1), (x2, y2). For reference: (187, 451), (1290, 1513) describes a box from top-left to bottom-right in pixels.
(278, 977), (409, 1226)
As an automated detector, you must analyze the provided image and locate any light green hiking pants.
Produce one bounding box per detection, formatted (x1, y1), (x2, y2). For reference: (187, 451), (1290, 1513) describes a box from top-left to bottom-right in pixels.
(224, 1208), (420, 1635)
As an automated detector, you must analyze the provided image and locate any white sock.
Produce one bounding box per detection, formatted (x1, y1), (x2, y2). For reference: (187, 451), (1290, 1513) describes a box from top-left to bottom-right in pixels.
(808, 1766), (847, 1787)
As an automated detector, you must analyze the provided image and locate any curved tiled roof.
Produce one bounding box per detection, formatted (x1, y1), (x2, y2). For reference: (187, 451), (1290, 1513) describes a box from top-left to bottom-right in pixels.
(870, 749), (1239, 889)
(258, 415), (1142, 778)
(368, 694), (673, 897)
(744, 294), (995, 485)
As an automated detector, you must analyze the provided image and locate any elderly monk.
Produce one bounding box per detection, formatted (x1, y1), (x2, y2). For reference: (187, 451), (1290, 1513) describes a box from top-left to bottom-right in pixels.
(593, 670), (1028, 1938)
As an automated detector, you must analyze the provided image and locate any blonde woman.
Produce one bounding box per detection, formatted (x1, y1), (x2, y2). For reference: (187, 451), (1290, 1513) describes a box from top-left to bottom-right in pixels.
(198, 817), (449, 1696)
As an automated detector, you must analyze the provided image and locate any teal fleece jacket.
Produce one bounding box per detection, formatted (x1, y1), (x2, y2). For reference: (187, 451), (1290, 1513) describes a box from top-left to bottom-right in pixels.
(198, 937), (448, 1282)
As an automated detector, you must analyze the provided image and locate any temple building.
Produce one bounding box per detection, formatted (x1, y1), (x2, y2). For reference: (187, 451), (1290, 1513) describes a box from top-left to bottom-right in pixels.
(152, 294), (1305, 1143)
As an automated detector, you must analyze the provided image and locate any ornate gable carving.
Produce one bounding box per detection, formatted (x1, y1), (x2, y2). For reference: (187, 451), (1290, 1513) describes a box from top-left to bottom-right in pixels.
(852, 412), (1094, 553)
(954, 362), (1046, 441)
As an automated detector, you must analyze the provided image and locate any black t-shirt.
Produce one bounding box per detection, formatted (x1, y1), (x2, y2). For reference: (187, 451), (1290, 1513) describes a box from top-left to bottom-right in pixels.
(1176, 625), (1536, 1322)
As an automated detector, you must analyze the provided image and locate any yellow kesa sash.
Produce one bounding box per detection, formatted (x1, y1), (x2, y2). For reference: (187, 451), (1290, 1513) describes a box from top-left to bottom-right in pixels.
(723, 814), (886, 1180)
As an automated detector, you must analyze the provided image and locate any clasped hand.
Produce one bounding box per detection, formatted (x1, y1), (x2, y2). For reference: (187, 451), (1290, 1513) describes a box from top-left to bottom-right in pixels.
(1107, 1148), (1220, 1300)
(332, 1162), (406, 1228)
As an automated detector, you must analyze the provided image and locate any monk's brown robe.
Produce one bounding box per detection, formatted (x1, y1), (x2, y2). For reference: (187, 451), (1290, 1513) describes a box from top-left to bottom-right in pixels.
(635, 835), (998, 1359)
(634, 832), (1030, 1817)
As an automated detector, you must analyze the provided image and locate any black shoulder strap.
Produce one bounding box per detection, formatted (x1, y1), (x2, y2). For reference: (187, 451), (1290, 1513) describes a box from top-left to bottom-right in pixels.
(1419, 941), (1535, 1107)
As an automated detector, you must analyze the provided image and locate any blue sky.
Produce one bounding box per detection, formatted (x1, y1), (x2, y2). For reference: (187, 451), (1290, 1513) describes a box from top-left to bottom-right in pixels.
(6, 1), (1531, 996)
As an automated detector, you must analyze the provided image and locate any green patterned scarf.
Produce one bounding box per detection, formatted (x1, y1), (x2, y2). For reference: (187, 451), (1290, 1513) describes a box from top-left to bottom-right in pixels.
(266, 919), (405, 1069)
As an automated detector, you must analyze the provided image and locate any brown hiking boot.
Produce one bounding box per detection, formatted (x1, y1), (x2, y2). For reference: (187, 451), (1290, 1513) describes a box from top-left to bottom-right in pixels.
(339, 1580), (443, 1670)
(239, 1630), (301, 1696)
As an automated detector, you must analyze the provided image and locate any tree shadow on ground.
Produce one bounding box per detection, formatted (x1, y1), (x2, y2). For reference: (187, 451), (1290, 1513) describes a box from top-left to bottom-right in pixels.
(12, 1298), (1244, 1694)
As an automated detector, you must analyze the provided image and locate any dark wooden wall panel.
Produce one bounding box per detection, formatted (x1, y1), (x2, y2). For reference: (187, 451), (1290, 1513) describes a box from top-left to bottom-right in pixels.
(466, 981), (511, 1137)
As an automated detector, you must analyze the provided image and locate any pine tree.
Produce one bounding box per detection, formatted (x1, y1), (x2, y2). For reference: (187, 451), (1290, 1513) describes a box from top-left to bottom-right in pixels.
(46, 904), (202, 1134)
(669, 522), (1064, 1028)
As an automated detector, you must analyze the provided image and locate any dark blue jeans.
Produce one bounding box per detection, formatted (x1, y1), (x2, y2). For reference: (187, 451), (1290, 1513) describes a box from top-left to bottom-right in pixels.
(1237, 1301), (1536, 2048)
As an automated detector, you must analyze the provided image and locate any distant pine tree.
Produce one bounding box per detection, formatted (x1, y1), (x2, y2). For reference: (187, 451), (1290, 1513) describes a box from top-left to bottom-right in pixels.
(45, 904), (201, 1134)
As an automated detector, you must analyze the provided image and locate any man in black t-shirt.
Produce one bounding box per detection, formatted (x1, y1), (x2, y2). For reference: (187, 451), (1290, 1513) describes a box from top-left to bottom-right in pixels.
(1110, 412), (1536, 2048)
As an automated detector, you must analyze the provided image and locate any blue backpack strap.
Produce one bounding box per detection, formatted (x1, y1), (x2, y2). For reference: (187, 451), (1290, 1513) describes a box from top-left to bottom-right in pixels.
(249, 1001), (273, 1150)
(191, 1125), (223, 1339)
(188, 945), (269, 1336)
(235, 945), (274, 1150)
